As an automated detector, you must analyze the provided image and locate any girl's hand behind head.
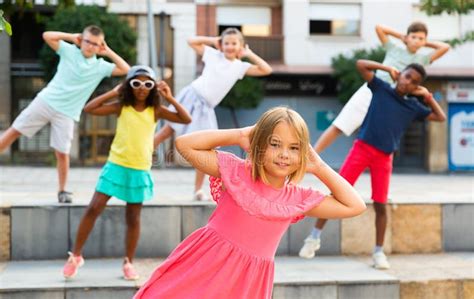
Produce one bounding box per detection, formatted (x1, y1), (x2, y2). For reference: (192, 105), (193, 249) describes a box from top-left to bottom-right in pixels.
(113, 83), (122, 95)
(238, 44), (252, 59)
(239, 126), (254, 153)
(156, 81), (172, 98)
(306, 146), (323, 174)
(215, 37), (222, 50)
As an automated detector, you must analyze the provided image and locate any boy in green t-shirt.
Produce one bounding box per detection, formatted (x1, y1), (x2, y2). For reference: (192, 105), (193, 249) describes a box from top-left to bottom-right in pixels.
(0, 25), (130, 203)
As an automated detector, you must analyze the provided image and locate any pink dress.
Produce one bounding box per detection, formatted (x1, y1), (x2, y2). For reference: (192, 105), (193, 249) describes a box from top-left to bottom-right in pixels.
(134, 151), (325, 299)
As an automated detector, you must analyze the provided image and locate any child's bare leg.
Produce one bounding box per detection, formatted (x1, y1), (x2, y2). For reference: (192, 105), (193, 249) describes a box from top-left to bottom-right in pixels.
(72, 192), (111, 255)
(195, 169), (206, 193)
(0, 127), (21, 153)
(153, 124), (174, 149)
(315, 218), (328, 229)
(373, 202), (387, 247)
(125, 203), (143, 262)
(55, 150), (70, 192)
(314, 125), (343, 153)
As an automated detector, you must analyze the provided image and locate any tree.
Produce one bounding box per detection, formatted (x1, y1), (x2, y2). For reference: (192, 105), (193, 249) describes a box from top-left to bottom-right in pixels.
(39, 5), (136, 81)
(420, 0), (474, 47)
(420, 0), (474, 15)
(331, 47), (385, 104)
(0, 10), (12, 36)
(219, 76), (265, 128)
(0, 0), (77, 36)
(0, 0), (75, 13)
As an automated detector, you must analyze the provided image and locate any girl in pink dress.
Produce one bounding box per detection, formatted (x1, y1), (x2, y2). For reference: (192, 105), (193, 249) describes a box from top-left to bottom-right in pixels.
(134, 106), (366, 299)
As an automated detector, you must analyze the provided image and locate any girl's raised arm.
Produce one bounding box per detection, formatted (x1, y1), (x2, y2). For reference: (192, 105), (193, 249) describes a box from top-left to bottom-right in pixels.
(83, 84), (121, 115)
(242, 45), (273, 76)
(155, 81), (192, 124)
(187, 36), (220, 56)
(304, 147), (366, 219)
(175, 127), (251, 178)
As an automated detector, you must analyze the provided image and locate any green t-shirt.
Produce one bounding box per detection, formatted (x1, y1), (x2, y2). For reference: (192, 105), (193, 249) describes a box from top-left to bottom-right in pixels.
(376, 40), (432, 85)
(38, 40), (115, 121)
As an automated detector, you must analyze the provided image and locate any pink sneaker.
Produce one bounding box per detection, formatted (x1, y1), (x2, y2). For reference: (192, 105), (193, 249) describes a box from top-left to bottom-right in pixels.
(123, 258), (139, 280)
(63, 252), (84, 279)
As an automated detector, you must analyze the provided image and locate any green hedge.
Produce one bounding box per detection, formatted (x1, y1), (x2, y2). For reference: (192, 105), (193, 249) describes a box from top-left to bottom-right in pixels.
(331, 47), (386, 104)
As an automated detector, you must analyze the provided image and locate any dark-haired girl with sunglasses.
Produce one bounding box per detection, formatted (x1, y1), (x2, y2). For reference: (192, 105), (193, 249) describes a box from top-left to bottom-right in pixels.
(62, 66), (191, 281)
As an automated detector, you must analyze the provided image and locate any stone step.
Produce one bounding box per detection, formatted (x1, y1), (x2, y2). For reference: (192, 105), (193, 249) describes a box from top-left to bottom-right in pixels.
(1, 201), (473, 261)
(0, 253), (472, 299)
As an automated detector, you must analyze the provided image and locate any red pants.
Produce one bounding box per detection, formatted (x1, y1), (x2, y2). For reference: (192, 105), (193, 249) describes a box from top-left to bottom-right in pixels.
(339, 140), (393, 204)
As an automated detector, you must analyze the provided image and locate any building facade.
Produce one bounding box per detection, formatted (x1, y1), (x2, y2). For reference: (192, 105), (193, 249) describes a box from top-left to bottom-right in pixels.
(1, 0), (473, 171)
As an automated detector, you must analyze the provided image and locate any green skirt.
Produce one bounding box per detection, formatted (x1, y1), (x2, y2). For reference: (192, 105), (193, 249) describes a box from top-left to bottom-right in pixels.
(96, 161), (154, 203)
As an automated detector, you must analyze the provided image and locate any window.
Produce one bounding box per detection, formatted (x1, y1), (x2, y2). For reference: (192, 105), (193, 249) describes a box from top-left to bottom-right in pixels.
(309, 3), (361, 36)
(10, 12), (52, 62)
(217, 6), (271, 37)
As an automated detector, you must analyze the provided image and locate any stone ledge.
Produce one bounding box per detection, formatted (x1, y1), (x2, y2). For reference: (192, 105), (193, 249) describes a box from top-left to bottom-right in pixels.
(391, 205), (442, 254)
(0, 209), (10, 261)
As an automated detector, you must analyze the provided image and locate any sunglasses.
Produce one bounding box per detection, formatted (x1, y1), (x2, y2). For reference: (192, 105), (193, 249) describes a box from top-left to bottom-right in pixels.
(83, 39), (101, 48)
(129, 79), (155, 90)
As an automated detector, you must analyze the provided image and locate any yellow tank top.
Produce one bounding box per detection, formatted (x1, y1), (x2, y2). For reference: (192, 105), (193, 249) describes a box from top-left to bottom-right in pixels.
(108, 105), (157, 170)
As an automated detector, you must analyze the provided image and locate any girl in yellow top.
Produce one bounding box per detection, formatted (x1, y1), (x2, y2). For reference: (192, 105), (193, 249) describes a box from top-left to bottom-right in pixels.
(62, 66), (191, 281)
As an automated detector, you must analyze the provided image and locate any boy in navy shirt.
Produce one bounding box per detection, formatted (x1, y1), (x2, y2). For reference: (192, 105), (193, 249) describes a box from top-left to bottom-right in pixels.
(300, 60), (445, 269)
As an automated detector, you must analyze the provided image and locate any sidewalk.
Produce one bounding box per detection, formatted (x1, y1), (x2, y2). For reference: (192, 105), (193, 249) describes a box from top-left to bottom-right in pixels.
(1, 165), (473, 207)
(1, 166), (473, 298)
(0, 253), (472, 298)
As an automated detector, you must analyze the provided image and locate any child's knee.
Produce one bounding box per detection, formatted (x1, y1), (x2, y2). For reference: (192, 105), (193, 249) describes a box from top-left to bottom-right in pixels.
(85, 204), (103, 218)
(373, 203), (387, 215)
(55, 151), (69, 160)
(126, 213), (141, 227)
(126, 206), (142, 226)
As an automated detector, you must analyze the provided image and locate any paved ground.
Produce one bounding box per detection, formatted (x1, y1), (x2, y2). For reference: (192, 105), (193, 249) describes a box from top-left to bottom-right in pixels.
(1, 166), (472, 297)
(0, 166), (472, 207)
(0, 253), (472, 290)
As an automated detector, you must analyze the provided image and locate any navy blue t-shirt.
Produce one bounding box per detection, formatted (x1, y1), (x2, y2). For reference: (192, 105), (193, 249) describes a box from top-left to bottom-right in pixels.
(358, 76), (432, 154)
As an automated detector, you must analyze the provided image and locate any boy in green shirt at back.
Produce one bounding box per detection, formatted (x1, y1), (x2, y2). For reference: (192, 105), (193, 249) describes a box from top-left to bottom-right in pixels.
(0, 25), (130, 203)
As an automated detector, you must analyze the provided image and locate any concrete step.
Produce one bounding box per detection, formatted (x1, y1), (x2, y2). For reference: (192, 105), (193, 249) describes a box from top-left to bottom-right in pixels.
(0, 253), (472, 299)
(1, 201), (473, 261)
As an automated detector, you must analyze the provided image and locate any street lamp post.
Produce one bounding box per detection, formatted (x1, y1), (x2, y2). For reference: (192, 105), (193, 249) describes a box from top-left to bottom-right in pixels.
(158, 11), (166, 81)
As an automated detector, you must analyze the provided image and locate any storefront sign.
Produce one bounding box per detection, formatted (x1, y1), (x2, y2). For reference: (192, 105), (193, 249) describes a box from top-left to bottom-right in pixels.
(262, 75), (337, 96)
(447, 82), (474, 103)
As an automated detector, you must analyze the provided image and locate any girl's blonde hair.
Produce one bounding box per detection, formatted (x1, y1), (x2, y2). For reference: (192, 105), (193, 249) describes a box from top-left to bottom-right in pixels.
(248, 107), (310, 185)
(220, 27), (245, 47)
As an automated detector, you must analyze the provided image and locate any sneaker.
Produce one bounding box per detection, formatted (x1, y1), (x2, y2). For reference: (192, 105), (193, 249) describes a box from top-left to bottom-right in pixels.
(373, 251), (391, 269)
(298, 236), (321, 259)
(63, 252), (84, 279)
(193, 189), (208, 201)
(123, 258), (139, 280)
(58, 191), (73, 203)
